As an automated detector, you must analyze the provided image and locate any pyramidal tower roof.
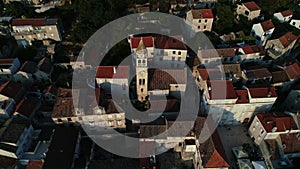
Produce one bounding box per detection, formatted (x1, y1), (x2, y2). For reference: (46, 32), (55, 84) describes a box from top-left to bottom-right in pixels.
(136, 39), (146, 51)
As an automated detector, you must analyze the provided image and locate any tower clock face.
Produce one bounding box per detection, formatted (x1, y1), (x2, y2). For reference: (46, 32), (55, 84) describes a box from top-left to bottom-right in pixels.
(138, 70), (146, 75)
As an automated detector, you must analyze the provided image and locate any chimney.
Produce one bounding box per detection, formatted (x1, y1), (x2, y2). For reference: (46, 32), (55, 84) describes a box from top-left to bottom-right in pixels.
(272, 126), (277, 132)
(113, 67), (117, 74)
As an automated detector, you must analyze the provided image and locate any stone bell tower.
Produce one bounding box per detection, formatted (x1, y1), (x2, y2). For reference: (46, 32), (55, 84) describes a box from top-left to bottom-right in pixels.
(136, 39), (148, 101)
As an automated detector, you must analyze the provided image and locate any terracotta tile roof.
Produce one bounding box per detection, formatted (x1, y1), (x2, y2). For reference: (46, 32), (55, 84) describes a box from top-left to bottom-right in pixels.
(140, 125), (167, 138)
(0, 117), (30, 144)
(26, 160), (44, 169)
(0, 81), (23, 102)
(199, 131), (229, 168)
(285, 63), (300, 80)
(191, 9), (214, 19)
(139, 141), (155, 168)
(278, 32), (298, 48)
(245, 68), (272, 80)
(130, 36), (154, 48)
(167, 120), (194, 137)
(217, 48), (236, 57)
(193, 116), (206, 139)
(201, 9), (214, 19)
(241, 45), (265, 55)
(256, 113), (297, 132)
(199, 48), (236, 59)
(198, 68), (223, 81)
(0, 156), (17, 168)
(15, 98), (38, 118)
(52, 88), (79, 118)
(265, 139), (281, 159)
(154, 36), (187, 50)
(248, 87), (277, 98)
(96, 66), (128, 79)
(43, 126), (79, 169)
(148, 98), (180, 112)
(280, 133), (300, 154)
(207, 80), (237, 99)
(148, 68), (186, 90)
(236, 90), (249, 103)
(0, 58), (14, 65)
(281, 10), (293, 17)
(271, 71), (290, 84)
(243, 1), (261, 11)
(260, 20), (275, 32)
(221, 64), (242, 77)
(20, 61), (38, 74)
(12, 18), (46, 26)
(99, 99), (124, 114)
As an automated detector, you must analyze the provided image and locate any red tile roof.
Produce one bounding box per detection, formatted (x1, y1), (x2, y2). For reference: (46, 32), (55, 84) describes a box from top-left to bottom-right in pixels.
(256, 113), (297, 132)
(271, 71), (290, 84)
(200, 131), (229, 168)
(248, 87), (277, 98)
(243, 1), (261, 11)
(281, 10), (293, 17)
(148, 68), (186, 90)
(241, 45), (265, 55)
(15, 99), (37, 118)
(0, 81), (22, 100)
(130, 36), (154, 48)
(201, 9), (214, 19)
(52, 88), (80, 118)
(96, 66), (128, 79)
(26, 160), (44, 169)
(285, 63), (300, 80)
(198, 68), (223, 81)
(280, 133), (300, 154)
(260, 20), (275, 32)
(154, 36), (187, 50)
(12, 18), (46, 27)
(0, 58), (14, 65)
(278, 32), (298, 48)
(236, 90), (249, 104)
(199, 48), (236, 59)
(245, 68), (272, 80)
(207, 80), (237, 99)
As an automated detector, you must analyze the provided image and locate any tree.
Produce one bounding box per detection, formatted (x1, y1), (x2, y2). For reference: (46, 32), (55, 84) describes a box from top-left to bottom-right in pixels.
(70, 0), (130, 43)
(214, 4), (234, 35)
(16, 46), (37, 63)
(1, 2), (34, 17)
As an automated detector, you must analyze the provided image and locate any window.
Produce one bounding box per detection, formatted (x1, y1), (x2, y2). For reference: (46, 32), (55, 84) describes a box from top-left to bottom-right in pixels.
(138, 60), (141, 63)
(245, 11), (249, 16)
(178, 51), (181, 55)
(117, 121), (123, 126)
(198, 26), (200, 29)
(205, 19), (207, 23)
(172, 57), (175, 61)
(159, 57), (163, 61)
(178, 57), (181, 61)
(292, 22), (296, 25)
(139, 79), (142, 85)
(78, 117), (83, 120)
(173, 51), (176, 55)
(204, 26), (207, 29)
(141, 88), (144, 92)
(198, 20), (201, 23)
(142, 60), (145, 63)
(142, 79), (145, 85)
